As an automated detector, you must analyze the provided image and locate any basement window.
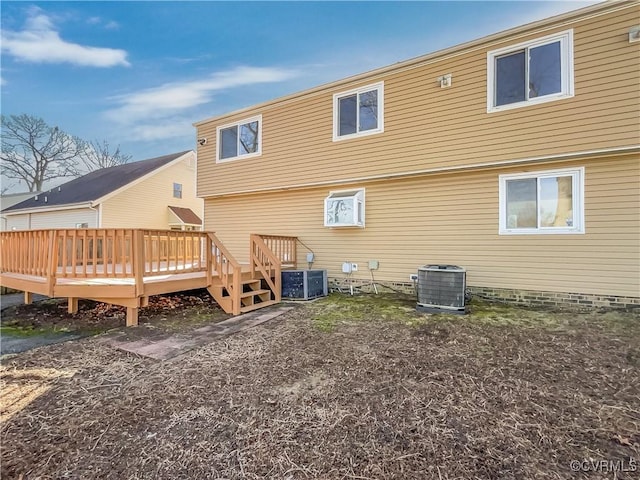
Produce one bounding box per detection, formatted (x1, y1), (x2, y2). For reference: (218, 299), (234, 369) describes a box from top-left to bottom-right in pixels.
(499, 167), (584, 235)
(217, 115), (262, 162)
(324, 189), (365, 227)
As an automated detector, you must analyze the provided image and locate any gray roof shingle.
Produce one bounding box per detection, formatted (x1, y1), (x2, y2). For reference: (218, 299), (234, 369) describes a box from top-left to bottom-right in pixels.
(3, 151), (192, 213)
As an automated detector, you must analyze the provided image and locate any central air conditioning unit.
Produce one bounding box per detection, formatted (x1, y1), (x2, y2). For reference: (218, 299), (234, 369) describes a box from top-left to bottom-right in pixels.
(281, 269), (328, 300)
(416, 265), (466, 314)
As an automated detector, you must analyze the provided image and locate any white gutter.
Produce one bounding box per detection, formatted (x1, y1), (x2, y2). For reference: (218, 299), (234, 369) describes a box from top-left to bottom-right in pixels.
(2, 202), (94, 216)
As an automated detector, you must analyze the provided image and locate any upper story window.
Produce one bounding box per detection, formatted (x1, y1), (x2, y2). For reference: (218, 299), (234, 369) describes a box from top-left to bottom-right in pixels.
(499, 167), (584, 235)
(333, 83), (384, 141)
(488, 30), (573, 112)
(217, 115), (262, 162)
(173, 182), (182, 199)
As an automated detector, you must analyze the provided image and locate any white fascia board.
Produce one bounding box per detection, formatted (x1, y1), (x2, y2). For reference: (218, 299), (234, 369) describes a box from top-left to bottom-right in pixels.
(2, 202), (93, 216)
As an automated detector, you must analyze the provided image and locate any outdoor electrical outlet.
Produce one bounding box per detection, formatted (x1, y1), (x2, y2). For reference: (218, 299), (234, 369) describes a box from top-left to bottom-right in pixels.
(409, 274), (418, 281)
(351, 263), (358, 272)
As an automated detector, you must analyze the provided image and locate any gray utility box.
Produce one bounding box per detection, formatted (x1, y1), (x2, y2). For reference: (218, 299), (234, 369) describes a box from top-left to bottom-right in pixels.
(281, 269), (328, 300)
(416, 264), (466, 314)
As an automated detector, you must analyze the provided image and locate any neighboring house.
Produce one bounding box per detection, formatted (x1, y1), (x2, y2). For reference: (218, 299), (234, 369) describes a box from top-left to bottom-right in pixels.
(194, 2), (639, 309)
(0, 192), (42, 231)
(2, 151), (203, 231)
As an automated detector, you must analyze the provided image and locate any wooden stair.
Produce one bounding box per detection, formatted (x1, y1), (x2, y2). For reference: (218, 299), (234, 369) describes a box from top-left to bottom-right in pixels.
(207, 274), (278, 315)
(239, 278), (277, 313)
(205, 232), (291, 316)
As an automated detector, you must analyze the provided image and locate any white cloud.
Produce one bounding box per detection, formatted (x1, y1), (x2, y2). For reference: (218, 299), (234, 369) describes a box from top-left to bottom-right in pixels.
(126, 118), (194, 142)
(1, 8), (129, 67)
(105, 66), (299, 140)
(86, 15), (120, 30)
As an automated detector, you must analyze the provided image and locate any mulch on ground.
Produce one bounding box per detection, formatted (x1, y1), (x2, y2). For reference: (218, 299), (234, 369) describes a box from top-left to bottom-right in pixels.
(1, 289), (229, 333)
(1, 293), (639, 479)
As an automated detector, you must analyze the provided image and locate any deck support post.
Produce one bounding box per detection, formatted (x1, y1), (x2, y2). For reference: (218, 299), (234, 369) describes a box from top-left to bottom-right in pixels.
(24, 291), (33, 305)
(68, 297), (78, 314)
(133, 230), (145, 297)
(232, 266), (242, 315)
(46, 230), (57, 296)
(206, 234), (213, 287)
(126, 307), (139, 327)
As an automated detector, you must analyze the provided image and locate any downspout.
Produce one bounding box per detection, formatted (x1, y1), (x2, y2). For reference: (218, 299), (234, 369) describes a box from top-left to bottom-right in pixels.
(88, 203), (102, 227)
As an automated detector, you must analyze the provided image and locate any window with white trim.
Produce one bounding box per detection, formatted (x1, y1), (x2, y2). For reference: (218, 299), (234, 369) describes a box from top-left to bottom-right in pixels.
(173, 182), (182, 199)
(333, 83), (383, 141)
(217, 115), (262, 162)
(324, 189), (365, 227)
(488, 30), (573, 112)
(499, 167), (584, 235)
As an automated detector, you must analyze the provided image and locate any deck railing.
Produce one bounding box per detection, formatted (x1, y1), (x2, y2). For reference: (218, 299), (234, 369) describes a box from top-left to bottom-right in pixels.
(142, 230), (207, 276)
(0, 229), (210, 280)
(255, 234), (297, 268)
(208, 232), (242, 315)
(250, 234), (286, 303)
(56, 229), (133, 278)
(0, 230), (52, 277)
(1, 229), (295, 319)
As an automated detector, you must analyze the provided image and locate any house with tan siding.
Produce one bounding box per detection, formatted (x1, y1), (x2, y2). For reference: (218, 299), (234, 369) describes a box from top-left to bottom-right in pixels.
(193, 1), (640, 310)
(2, 151), (203, 231)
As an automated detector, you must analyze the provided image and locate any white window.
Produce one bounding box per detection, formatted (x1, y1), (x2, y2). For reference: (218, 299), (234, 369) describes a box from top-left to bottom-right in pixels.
(173, 182), (182, 199)
(333, 83), (384, 141)
(217, 115), (262, 162)
(488, 30), (573, 112)
(499, 167), (584, 235)
(324, 189), (365, 227)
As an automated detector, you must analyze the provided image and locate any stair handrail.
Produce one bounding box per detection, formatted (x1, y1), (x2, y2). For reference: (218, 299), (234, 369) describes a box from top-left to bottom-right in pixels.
(250, 234), (282, 302)
(207, 232), (242, 315)
(252, 234), (298, 268)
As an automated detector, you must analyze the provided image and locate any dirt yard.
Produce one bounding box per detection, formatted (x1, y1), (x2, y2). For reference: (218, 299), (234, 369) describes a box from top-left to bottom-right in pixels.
(1, 292), (638, 479)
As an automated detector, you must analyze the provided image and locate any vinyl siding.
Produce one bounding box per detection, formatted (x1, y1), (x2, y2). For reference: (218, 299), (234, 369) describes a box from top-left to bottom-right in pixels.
(5, 215), (30, 231)
(204, 154), (640, 298)
(5, 208), (97, 230)
(100, 153), (203, 229)
(196, 4), (639, 197)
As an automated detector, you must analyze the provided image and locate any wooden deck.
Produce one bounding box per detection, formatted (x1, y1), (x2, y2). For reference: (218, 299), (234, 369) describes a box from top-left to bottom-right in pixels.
(0, 229), (297, 326)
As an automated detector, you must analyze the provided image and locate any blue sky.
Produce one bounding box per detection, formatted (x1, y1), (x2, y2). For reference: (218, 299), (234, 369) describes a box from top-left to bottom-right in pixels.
(1, 0), (596, 188)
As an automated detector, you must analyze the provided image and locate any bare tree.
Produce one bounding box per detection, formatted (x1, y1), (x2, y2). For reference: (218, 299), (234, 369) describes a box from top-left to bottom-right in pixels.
(1, 181), (17, 195)
(1, 114), (87, 192)
(80, 140), (131, 171)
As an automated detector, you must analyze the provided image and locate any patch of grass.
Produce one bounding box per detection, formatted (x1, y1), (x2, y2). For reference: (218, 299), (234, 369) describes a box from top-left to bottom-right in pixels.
(306, 292), (640, 335)
(0, 325), (71, 337)
(149, 309), (230, 333)
(308, 292), (424, 331)
(464, 299), (569, 329)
